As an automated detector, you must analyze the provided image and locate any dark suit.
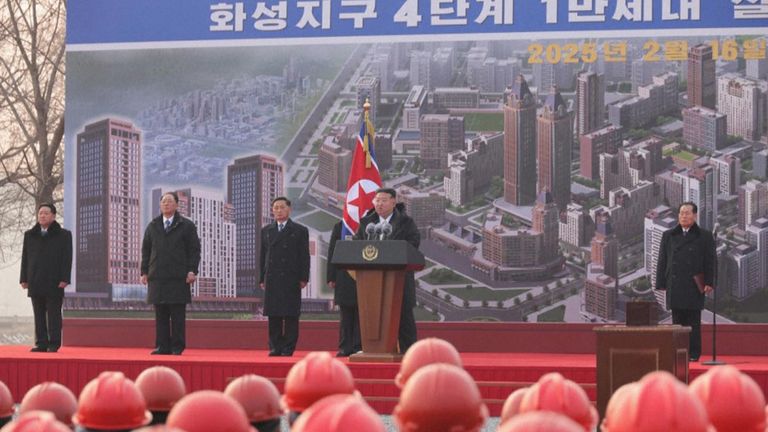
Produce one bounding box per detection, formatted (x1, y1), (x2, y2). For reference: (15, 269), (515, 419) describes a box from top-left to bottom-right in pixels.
(141, 212), (201, 353)
(355, 203), (420, 353)
(327, 221), (361, 355)
(20, 221), (72, 350)
(655, 223), (716, 359)
(260, 219), (310, 355)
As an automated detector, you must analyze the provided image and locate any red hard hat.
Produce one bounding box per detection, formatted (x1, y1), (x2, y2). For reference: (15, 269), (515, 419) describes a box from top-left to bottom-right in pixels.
(393, 363), (488, 432)
(395, 338), (462, 389)
(166, 390), (254, 432)
(601, 371), (711, 432)
(499, 387), (529, 425)
(224, 374), (282, 423)
(132, 426), (187, 432)
(518, 372), (597, 431)
(0, 411), (71, 432)
(0, 381), (12, 419)
(497, 411), (585, 432)
(281, 352), (357, 413)
(72, 371), (152, 430)
(18, 382), (77, 426)
(290, 394), (385, 432)
(689, 365), (766, 432)
(135, 366), (187, 412)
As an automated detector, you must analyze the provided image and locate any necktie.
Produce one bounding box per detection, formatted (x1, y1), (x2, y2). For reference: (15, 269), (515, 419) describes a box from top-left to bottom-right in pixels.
(41, 230), (47, 237)
(165, 219), (171, 232)
(278, 223), (284, 232)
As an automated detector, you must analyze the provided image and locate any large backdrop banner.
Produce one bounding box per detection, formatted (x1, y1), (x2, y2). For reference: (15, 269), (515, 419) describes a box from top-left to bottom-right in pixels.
(65, 1), (768, 324)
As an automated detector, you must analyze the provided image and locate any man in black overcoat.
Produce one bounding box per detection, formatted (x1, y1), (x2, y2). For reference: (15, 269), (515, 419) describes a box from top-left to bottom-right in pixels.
(355, 188), (420, 353)
(655, 201), (716, 361)
(260, 197), (310, 357)
(20, 203), (72, 353)
(327, 220), (361, 357)
(141, 191), (201, 355)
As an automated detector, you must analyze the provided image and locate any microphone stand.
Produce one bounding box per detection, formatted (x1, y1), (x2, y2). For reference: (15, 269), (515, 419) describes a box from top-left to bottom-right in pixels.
(703, 228), (724, 366)
(701, 281), (724, 366)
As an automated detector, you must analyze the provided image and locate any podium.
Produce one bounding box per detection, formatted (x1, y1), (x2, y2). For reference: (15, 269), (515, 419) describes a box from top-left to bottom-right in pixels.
(331, 240), (425, 362)
(594, 325), (690, 418)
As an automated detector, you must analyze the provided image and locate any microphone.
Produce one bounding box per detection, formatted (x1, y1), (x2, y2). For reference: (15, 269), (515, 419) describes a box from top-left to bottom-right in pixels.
(374, 221), (384, 241)
(365, 223), (376, 240)
(381, 222), (393, 240)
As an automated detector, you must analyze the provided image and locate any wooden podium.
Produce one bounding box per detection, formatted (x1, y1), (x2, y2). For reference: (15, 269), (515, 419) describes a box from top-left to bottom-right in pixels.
(331, 240), (424, 362)
(594, 325), (690, 418)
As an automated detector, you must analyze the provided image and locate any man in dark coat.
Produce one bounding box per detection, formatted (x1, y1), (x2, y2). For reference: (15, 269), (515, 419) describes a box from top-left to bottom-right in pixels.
(20, 203), (72, 353)
(655, 201), (716, 362)
(259, 197), (310, 357)
(141, 191), (201, 355)
(355, 188), (420, 353)
(327, 220), (361, 357)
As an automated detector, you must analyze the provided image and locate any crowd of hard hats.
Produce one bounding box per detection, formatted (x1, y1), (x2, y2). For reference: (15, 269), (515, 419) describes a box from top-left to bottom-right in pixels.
(0, 337), (766, 431)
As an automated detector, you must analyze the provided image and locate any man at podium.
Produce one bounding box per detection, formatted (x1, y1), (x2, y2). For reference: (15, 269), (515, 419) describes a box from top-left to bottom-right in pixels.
(355, 188), (420, 353)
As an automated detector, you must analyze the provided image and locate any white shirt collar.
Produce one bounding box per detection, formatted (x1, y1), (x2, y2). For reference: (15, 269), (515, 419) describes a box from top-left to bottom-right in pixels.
(380, 213), (393, 224)
(164, 216), (174, 224)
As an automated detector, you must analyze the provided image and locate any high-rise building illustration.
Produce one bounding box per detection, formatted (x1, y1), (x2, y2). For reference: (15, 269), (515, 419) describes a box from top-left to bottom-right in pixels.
(537, 87), (573, 210)
(402, 85), (428, 131)
(682, 106), (727, 152)
(356, 76), (381, 125)
(532, 191), (560, 262)
(687, 44), (716, 109)
(599, 137), (663, 200)
(503, 75), (537, 206)
(580, 124), (621, 181)
(709, 153), (740, 196)
(152, 188), (236, 298)
(727, 244), (761, 300)
(410, 50), (432, 90)
(559, 203), (592, 248)
(609, 72), (678, 130)
(419, 114), (465, 170)
(576, 71), (605, 136)
(644, 205), (677, 308)
(585, 213), (619, 320)
(738, 180), (768, 230)
(591, 215), (619, 279)
(584, 271), (617, 321)
(318, 140), (352, 192)
(76, 118), (142, 298)
(397, 186), (445, 233)
(717, 74), (766, 142)
(445, 133), (503, 207)
(227, 154), (284, 297)
(746, 217), (768, 293)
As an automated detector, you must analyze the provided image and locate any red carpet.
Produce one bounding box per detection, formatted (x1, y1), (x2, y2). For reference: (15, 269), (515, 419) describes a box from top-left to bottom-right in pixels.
(2, 346), (768, 416)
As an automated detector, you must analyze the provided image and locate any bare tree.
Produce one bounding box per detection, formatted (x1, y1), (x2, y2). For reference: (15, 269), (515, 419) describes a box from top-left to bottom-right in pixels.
(0, 0), (65, 262)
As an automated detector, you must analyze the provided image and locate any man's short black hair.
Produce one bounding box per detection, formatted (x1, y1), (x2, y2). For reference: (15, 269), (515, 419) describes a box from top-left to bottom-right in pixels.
(271, 196), (291, 207)
(679, 201), (698, 214)
(38, 203), (57, 214)
(162, 191), (179, 203)
(375, 188), (397, 199)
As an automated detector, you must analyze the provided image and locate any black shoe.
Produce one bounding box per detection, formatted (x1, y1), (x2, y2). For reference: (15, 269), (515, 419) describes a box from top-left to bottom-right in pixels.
(151, 349), (171, 355)
(336, 350), (351, 357)
(172, 350), (183, 356)
(30, 346), (47, 352)
(689, 356), (700, 362)
(281, 352), (294, 357)
(268, 350), (281, 357)
(47, 347), (59, 353)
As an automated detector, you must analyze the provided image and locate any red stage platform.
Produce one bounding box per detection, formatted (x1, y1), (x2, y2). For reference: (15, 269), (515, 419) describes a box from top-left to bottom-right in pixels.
(1, 346), (768, 416)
